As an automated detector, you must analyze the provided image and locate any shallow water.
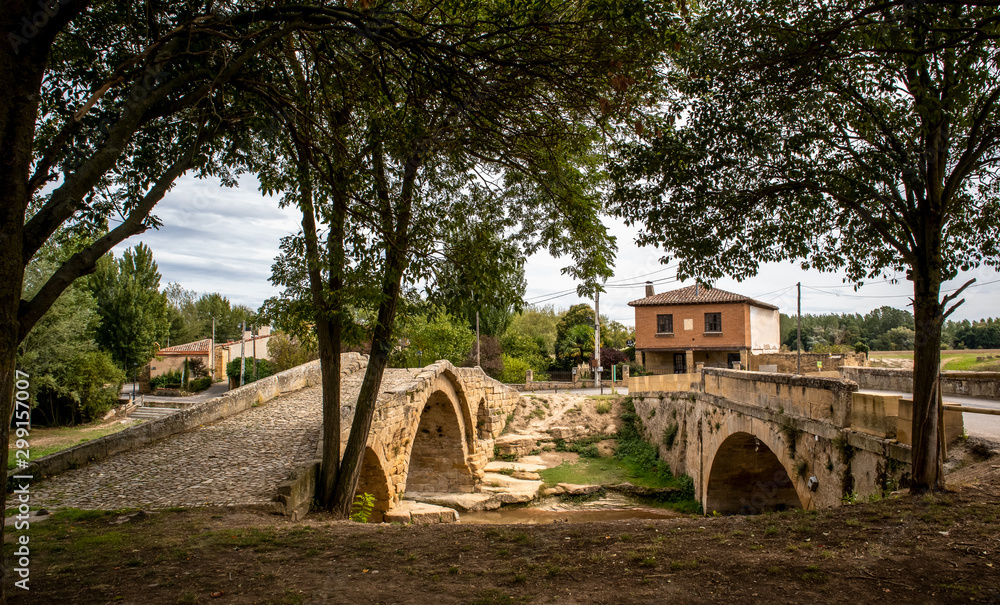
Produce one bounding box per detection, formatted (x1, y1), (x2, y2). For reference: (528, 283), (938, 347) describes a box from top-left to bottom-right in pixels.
(458, 494), (684, 525)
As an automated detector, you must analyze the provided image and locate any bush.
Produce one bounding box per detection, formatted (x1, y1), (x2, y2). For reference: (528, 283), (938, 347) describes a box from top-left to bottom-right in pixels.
(498, 354), (531, 383)
(853, 341), (870, 354)
(188, 376), (212, 392)
(268, 332), (319, 372)
(150, 369), (182, 390)
(226, 357), (275, 384)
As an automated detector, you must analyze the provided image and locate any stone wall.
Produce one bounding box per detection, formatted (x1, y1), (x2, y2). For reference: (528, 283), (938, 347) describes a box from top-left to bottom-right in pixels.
(15, 354), (368, 488)
(748, 352), (868, 373)
(701, 368), (858, 428)
(628, 373), (702, 394)
(839, 366), (1000, 400)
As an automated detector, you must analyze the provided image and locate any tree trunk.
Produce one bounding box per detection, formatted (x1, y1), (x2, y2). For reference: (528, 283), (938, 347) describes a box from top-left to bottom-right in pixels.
(909, 252), (946, 493)
(330, 147), (417, 518)
(1, 23), (46, 602)
(319, 200), (346, 508)
(292, 141), (342, 507)
(330, 244), (409, 517)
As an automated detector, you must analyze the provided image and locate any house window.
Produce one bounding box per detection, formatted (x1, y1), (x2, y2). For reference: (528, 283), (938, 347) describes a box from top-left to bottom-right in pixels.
(656, 314), (673, 334)
(705, 312), (722, 333)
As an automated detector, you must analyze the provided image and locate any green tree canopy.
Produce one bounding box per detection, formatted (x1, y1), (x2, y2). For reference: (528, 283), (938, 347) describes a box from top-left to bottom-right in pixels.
(89, 243), (169, 371)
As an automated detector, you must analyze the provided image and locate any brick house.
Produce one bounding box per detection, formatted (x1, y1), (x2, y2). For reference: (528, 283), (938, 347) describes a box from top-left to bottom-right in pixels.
(629, 283), (781, 374)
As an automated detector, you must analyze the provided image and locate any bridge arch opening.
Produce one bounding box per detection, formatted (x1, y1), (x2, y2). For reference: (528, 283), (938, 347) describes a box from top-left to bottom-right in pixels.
(705, 432), (803, 515)
(355, 446), (392, 522)
(405, 390), (476, 494)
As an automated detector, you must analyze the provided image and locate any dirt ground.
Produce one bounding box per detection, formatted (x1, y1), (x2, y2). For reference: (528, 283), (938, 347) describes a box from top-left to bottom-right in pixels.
(8, 450), (999, 604)
(506, 392), (624, 438)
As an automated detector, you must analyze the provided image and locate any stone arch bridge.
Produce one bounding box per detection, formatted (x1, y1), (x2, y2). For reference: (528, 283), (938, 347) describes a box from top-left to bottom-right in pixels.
(276, 358), (520, 521)
(628, 368), (960, 514)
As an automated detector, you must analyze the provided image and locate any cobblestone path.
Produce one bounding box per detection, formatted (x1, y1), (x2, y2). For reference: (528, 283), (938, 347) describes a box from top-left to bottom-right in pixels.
(31, 368), (419, 510)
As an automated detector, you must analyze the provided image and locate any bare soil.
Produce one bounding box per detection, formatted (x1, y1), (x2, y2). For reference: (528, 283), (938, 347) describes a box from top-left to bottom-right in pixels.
(506, 392), (624, 438)
(8, 451), (999, 604)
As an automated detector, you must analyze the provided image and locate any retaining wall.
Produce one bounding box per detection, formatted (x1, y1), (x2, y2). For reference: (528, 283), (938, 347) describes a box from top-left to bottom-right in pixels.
(839, 366), (1000, 400)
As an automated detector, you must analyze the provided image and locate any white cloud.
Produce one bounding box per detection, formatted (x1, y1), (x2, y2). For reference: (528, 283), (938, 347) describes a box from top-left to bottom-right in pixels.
(115, 174), (1000, 324)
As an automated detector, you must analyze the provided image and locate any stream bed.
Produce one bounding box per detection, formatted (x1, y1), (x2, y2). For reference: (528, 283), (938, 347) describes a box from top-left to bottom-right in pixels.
(458, 493), (684, 524)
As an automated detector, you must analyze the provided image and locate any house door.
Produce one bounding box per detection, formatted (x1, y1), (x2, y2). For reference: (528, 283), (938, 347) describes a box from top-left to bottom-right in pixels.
(673, 353), (687, 374)
(727, 353), (741, 369)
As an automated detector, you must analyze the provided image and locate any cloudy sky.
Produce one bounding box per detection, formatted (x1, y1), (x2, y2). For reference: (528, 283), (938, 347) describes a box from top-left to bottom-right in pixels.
(113, 174), (1000, 329)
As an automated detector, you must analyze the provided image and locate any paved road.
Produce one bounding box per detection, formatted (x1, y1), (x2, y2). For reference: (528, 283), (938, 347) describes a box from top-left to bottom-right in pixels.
(858, 389), (1000, 442)
(120, 381), (230, 405)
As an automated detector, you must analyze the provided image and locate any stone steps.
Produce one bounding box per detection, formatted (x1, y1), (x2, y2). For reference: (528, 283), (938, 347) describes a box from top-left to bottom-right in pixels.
(130, 406), (181, 420)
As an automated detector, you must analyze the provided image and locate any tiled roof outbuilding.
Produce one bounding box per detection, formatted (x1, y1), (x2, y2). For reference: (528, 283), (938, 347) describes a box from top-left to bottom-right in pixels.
(628, 284), (779, 310)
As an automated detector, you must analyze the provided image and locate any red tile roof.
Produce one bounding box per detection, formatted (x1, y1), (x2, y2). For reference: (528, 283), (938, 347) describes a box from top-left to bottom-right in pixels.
(157, 338), (212, 354)
(628, 284), (779, 310)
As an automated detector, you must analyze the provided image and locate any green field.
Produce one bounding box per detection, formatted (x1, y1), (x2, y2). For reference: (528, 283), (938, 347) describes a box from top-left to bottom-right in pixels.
(870, 350), (1000, 372)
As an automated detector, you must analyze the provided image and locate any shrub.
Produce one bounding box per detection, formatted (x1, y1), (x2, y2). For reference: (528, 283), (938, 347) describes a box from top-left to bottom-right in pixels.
(188, 376), (212, 392)
(226, 357), (275, 384)
(498, 354), (531, 383)
(150, 369), (182, 390)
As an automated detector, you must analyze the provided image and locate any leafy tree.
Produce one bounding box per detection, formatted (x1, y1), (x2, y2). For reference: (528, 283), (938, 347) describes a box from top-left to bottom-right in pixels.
(506, 306), (561, 357)
(601, 319), (634, 349)
(163, 283), (199, 346)
(555, 304), (597, 368)
(226, 357), (275, 385)
(393, 312), (474, 368)
(18, 255), (124, 425)
(268, 332), (319, 373)
(89, 244), (170, 372)
(430, 228), (527, 339)
(613, 0), (1000, 491)
(557, 324), (597, 368)
(262, 0), (674, 516)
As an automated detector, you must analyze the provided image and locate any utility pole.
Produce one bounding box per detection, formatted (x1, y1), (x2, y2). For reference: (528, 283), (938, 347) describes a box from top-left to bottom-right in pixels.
(211, 316), (216, 379)
(476, 310), (481, 368)
(240, 321), (246, 387)
(797, 282), (802, 375)
(595, 290), (601, 391)
(252, 323), (258, 381)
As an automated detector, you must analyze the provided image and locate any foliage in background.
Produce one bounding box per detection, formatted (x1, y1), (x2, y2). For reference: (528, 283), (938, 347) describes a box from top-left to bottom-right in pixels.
(226, 357), (275, 385)
(779, 306), (1000, 351)
(19, 252), (125, 425)
(556, 324), (596, 369)
(268, 332), (319, 372)
(506, 306), (560, 357)
(463, 335), (504, 378)
(392, 311), (475, 369)
(89, 244), (170, 371)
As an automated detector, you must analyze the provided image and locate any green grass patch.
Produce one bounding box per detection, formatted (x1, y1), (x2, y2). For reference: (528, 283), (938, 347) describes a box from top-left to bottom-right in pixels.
(539, 398), (699, 513)
(942, 354), (1000, 372)
(7, 422), (137, 469)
